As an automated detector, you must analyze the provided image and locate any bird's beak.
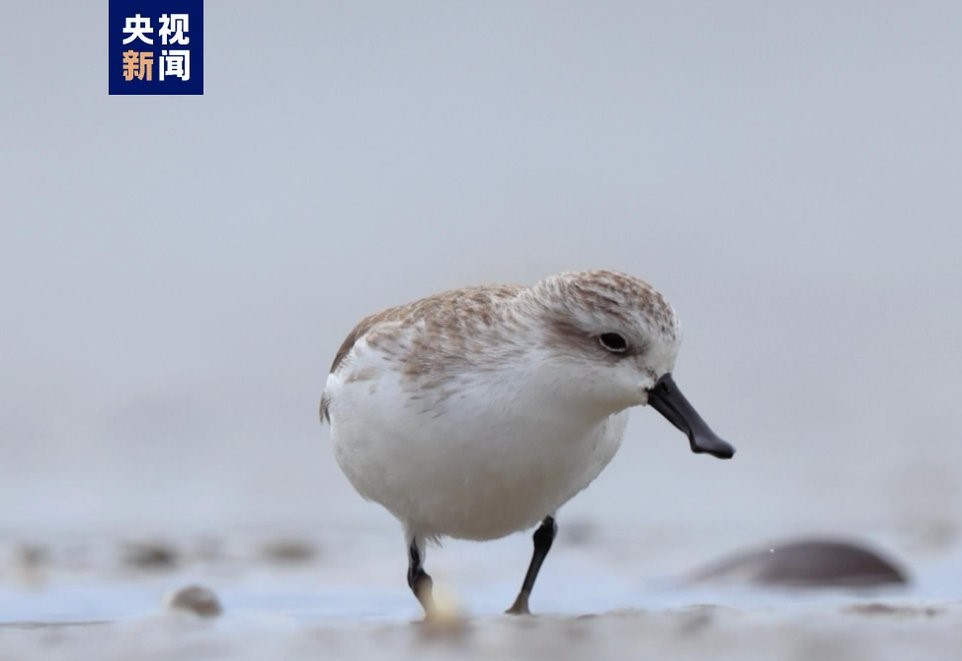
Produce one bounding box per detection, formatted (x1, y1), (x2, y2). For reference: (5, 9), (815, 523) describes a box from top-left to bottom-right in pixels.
(647, 373), (735, 459)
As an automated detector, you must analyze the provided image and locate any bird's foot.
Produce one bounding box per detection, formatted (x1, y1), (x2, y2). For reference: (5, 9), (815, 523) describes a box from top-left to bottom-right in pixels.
(505, 592), (531, 615)
(414, 577), (437, 619)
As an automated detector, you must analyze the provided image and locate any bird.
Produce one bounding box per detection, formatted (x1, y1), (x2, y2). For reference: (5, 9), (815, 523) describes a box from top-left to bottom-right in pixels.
(320, 269), (735, 616)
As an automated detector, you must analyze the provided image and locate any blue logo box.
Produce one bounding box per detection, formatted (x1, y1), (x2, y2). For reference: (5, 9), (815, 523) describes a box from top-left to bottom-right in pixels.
(109, 0), (204, 95)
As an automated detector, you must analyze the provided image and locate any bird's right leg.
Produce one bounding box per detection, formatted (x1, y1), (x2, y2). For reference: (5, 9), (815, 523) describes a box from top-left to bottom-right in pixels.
(506, 516), (557, 615)
(406, 535), (436, 617)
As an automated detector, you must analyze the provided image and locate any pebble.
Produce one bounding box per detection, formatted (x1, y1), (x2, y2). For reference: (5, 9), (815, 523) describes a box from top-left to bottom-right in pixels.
(164, 584), (223, 617)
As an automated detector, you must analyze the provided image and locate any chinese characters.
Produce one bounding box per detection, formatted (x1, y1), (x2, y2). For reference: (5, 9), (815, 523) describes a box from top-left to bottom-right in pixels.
(119, 12), (192, 84)
(110, 1), (203, 95)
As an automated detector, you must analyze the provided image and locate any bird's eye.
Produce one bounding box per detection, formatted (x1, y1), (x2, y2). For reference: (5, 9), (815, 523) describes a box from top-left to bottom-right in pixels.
(598, 333), (628, 353)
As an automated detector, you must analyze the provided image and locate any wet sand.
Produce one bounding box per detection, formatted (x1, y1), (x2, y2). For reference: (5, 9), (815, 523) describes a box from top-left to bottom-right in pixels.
(2, 528), (960, 660)
(2, 601), (961, 661)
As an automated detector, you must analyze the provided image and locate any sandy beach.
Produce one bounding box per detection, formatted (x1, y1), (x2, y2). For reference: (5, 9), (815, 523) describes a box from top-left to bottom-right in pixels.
(2, 522), (961, 660)
(4, 603), (962, 661)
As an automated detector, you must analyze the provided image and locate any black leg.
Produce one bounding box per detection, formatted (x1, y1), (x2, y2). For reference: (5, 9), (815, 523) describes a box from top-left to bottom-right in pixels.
(407, 538), (436, 617)
(506, 516), (557, 615)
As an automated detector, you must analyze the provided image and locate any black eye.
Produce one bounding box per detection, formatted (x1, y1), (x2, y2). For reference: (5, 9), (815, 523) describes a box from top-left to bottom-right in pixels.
(599, 332), (628, 353)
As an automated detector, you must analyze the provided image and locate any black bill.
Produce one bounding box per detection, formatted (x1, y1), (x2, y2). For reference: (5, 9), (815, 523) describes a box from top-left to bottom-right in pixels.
(647, 373), (735, 459)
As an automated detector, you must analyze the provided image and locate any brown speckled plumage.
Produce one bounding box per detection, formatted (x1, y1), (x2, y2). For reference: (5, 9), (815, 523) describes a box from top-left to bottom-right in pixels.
(320, 270), (678, 422)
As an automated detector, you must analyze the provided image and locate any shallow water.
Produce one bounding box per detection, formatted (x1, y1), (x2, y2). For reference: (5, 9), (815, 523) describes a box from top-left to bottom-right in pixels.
(2, 524), (961, 661)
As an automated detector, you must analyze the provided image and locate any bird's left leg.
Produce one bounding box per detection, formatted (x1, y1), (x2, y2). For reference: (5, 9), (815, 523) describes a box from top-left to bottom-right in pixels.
(506, 515), (557, 615)
(407, 535), (436, 617)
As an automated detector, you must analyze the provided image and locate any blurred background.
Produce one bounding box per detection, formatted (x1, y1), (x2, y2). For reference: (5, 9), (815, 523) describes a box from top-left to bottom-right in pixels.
(1, 1), (960, 619)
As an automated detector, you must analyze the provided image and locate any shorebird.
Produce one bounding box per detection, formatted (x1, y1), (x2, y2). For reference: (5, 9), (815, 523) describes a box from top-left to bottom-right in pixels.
(321, 269), (735, 616)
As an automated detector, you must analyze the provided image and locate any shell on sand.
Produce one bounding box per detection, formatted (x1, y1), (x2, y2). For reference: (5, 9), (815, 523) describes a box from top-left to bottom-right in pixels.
(689, 538), (909, 588)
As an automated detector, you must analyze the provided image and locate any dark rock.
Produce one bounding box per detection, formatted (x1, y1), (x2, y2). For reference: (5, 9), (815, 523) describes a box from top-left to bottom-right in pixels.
(689, 538), (909, 588)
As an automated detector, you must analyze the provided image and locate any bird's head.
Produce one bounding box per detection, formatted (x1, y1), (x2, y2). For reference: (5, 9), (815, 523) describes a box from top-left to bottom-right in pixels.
(526, 269), (735, 460)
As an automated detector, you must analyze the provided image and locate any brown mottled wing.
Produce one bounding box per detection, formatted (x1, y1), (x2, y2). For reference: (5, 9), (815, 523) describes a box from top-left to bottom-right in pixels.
(319, 284), (524, 424)
(319, 308), (395, 423)
(329, 316), (375, 375)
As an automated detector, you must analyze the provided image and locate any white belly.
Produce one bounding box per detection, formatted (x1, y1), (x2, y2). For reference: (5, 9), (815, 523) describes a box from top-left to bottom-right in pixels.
(326, 361), (628, 541)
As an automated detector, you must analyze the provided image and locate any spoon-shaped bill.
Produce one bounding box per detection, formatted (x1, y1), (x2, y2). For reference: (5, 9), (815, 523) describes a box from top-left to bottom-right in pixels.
(647, 373), (735, 460)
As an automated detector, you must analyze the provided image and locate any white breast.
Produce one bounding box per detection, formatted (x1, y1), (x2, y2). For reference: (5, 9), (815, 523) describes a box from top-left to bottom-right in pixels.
(325, 339), (628, 541)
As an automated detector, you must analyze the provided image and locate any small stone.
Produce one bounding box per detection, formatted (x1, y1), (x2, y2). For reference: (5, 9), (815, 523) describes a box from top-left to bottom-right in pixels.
(12, 543), (49, 587)
(164, 585), (223, 617)
(260, 539), (317, 564)
(15, 543), (48, 569)
(123, 541), (179, 570)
